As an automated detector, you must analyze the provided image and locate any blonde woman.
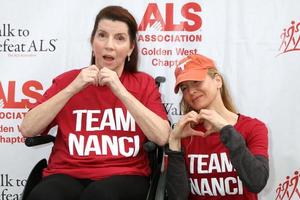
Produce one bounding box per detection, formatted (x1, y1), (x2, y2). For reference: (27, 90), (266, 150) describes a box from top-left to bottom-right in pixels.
(166, 54), (269, 200)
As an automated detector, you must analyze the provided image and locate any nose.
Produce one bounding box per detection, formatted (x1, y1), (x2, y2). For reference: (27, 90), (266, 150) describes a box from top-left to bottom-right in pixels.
(104, 37), (114, 50)
(187, 85), (197, 95)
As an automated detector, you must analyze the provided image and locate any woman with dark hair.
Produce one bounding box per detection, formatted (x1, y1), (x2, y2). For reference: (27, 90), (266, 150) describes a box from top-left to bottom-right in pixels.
(20, 5), (169, 200)
(166, 54), (269, 200)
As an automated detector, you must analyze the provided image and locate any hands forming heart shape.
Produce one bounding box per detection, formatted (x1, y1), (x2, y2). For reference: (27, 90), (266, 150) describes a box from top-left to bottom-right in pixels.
(171, 109), (230, 139)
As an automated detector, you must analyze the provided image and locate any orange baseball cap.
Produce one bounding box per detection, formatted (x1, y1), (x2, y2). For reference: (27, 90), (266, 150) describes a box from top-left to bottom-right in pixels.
(174, 54), (216, 93)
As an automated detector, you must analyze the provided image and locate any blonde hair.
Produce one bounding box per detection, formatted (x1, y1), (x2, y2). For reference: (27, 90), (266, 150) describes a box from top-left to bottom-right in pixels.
(180, 68), (237, 114)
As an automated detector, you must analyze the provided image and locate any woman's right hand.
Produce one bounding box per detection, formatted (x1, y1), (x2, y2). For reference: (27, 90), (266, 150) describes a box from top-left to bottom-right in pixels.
(169, 111), (205, 151)
(67, 65), (100, 94)
(171, 111), (206, 139)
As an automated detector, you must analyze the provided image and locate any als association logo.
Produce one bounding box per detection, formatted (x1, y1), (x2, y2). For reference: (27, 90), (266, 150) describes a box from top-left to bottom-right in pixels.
(137, 2), (203, 68)
(138, 2), (202, 32)
(278, 20), (300, 56)
(0, 80), (43, 109)
(275, 170), (300, 200)
(137, 2), (202, 43)
(0, 80), (43, 144)
(0, 24), (58, 57)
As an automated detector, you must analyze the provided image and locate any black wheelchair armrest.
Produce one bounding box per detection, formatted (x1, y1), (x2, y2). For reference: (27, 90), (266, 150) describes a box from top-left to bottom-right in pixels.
(155, 76), (166, 88)
(25, 135), (55, 147)
(143, 141), (158, 152)
(143, 141), (163, 172)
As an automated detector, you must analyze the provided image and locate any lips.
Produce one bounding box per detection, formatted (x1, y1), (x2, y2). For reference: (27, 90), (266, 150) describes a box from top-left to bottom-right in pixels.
(192, 95), (203, 103)
(103, 55), (114, 61)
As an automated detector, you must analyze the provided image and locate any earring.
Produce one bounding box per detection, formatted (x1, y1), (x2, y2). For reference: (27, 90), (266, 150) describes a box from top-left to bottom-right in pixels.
(127, 54), (130, 62)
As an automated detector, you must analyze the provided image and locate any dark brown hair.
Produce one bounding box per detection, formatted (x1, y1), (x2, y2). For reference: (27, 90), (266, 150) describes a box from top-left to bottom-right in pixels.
(90, 6), (138, 72)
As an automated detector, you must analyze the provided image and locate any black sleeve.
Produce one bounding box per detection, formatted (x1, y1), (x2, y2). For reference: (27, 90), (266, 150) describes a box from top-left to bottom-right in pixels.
(165, 146), (190, 200)
(220, 125), (269, 193)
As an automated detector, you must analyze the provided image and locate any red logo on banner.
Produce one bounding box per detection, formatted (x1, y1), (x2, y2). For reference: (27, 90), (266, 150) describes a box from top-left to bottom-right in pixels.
(278, 20), (300, 56)
(275, 170), (300, 200)
(138, 2), (202, 31)
(0, 80), (43, 109)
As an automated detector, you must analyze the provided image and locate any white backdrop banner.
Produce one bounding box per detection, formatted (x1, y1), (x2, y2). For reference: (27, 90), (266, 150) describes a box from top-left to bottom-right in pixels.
(1, 0), (300, 199)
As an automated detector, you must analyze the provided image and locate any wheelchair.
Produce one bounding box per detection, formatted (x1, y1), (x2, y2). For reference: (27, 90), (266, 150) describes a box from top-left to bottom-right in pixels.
(21, 76), (168, 200)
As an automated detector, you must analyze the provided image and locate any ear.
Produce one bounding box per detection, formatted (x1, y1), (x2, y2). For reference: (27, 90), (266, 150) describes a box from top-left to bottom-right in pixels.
(128, 41), (135, 56)
(214, 74), (223, 89)
(91, 43), (96, 54)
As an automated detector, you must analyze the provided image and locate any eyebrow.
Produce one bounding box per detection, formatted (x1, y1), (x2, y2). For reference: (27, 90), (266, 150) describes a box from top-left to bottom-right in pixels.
(96, 29), (128, 35)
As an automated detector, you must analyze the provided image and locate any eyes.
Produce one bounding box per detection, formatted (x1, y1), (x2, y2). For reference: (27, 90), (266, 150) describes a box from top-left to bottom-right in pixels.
(180, 85), (187, 92)
(180, 81), (202, 93)
(96, 31), (127, 42)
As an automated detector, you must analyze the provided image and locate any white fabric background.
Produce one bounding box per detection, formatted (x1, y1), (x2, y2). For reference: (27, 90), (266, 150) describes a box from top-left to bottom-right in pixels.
(1, 0), (300, 199)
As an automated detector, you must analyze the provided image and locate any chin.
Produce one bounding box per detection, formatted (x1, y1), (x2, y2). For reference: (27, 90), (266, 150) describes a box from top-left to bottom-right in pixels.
(190, 105), (202, 111)
(193, 103), (206, 110)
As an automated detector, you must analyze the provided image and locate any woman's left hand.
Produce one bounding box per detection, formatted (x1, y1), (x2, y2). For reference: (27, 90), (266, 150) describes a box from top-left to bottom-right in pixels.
(98, 67), (125, 95)
(198, 109), (229, 137)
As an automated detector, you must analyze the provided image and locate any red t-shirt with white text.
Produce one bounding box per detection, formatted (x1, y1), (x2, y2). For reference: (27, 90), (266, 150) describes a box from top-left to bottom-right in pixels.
(182, 114), (268, 200)
(33, 69), (168, 180)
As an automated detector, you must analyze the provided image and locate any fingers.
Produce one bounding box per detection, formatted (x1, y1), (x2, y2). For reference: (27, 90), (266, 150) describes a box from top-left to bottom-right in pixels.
(97, 67), (119, 86)
(198, 109), (214, 121)
(189, 128), (206, 137)
(98, 67), (110, 86)
(175, 109), (231, 139)
(83, 65), (100, 86)
(178, 111), (200, 128)
(198, 109), (229, 134)
(69, 65), (99, 92)
(81, 66), (117, 87)
(171, 111), (204, 139)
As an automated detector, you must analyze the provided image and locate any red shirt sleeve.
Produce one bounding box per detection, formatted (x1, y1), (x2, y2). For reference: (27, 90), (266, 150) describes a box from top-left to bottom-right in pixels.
(246, 119), (269, 158)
